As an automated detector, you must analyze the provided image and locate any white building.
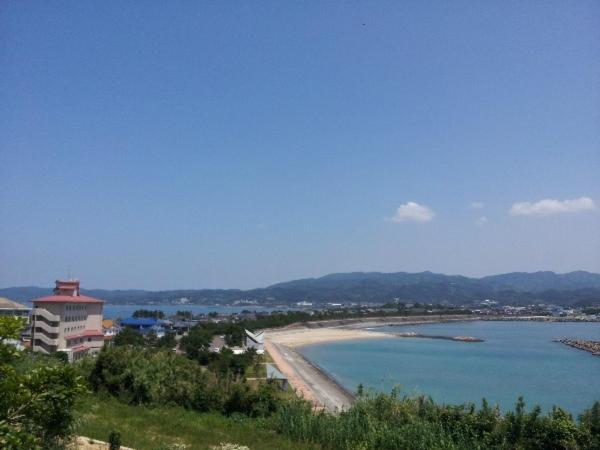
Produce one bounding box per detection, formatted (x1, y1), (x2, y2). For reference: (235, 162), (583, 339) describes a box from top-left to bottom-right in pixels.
(32, 280), (104, 362)
(245, 329), (264, 354)
(0, 297), (31, 322)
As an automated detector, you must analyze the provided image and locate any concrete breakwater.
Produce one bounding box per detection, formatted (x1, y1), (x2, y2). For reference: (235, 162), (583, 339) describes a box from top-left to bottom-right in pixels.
(392, 332), (483, 342)
(555, 338), (600, 356)
(264, 340), (355, 412)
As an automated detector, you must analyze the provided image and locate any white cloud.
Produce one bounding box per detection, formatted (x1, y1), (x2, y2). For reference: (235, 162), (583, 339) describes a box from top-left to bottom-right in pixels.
(389, 202), (435, 223)
(470, 201), (484, 209)
(509, 196), (597, 216)
(475, 216), (489, 226)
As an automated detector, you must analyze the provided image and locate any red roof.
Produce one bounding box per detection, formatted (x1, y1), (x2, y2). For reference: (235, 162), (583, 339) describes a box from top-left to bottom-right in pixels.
(70, 345), (90, 353)
(83, 329), (103, 336)
(65, 330), (103, 339)
(33, 295), (104, 304)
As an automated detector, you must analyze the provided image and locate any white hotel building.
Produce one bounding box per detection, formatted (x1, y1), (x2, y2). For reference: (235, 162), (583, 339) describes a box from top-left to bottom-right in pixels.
(32, 280), (104, 362)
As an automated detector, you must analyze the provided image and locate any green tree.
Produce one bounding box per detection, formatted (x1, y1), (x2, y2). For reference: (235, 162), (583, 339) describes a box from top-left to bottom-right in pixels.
(180, 327), (213, 363)
(0, 316), (86, 449)
(113, 327), (145, 346)
(580, 401), (600, 449)
(156, 332), (177, 349)
(132, 309), (165, 319)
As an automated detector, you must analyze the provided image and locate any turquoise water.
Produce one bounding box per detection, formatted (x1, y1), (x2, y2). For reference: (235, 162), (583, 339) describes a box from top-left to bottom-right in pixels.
(298, 321), (600, 414)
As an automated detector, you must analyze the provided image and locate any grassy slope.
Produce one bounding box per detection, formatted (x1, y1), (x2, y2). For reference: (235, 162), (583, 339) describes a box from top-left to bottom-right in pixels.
(75, 395), (318, 450)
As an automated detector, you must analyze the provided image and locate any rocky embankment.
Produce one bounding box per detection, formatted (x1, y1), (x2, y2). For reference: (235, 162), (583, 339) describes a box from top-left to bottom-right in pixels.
(555, 338), (600, 356)
(392, 332), (483, 342)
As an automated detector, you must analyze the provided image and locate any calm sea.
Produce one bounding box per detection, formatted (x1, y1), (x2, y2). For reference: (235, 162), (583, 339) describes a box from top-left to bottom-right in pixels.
(298, 321), (600, 414)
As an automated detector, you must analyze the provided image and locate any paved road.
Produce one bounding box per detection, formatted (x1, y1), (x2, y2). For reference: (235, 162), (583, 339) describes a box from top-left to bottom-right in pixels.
(266, 340), (354, 412)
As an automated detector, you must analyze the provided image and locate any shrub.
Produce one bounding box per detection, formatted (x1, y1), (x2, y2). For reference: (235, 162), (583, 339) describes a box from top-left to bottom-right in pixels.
(86, 346), (285, 417)
(108, 430), (121, 450)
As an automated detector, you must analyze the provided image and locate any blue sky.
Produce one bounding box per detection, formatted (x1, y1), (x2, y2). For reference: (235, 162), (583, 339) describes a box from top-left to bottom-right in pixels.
(1, 1), (599, 289)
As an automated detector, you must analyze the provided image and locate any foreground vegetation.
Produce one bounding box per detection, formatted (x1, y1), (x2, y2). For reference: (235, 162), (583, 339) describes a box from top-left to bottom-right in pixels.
(2, 314), (600, 450)
(76, 390), (600, 450)
(79, 343), (600, 450)
(76, 395), (318, 450)
(276, 392), (600, 450)
(0, 317), (86, 449)
(85, 346), (280, 417)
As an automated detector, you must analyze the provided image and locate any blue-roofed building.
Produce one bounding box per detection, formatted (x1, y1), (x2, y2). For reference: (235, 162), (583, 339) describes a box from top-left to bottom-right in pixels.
(121, 317), (159, 328)
(120, 317), (166, 337)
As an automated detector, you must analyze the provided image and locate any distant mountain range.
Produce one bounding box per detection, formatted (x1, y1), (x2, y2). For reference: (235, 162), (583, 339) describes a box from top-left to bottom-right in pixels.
(2, 271), (600, 307)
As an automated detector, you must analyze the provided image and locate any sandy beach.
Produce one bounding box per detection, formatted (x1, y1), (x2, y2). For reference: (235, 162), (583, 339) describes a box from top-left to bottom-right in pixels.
(267, 326), (394, 347)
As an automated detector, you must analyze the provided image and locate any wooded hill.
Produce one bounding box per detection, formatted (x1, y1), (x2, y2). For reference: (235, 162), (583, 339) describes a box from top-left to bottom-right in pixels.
(3, 270), (600, 307)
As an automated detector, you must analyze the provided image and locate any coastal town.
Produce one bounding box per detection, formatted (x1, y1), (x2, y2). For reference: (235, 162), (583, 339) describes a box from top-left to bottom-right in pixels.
(2, 279), (599, 362)
(1, 278), (598, 418)
(3, 1), (600, 447)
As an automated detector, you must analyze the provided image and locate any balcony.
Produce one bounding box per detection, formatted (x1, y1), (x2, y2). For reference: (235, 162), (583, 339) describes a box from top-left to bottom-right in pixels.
(33, 332), (58, 347)
(33, 320), (59, 334)
(33, 307), (60, 323)
(34, 327), (58, 339)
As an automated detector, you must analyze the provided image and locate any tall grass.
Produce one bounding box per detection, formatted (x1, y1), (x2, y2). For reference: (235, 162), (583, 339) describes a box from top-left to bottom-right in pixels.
(273, 391), (600, 450)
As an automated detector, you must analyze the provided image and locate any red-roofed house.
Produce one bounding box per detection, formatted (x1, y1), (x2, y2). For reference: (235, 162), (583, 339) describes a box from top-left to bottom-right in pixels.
(32, 280), (104, 362)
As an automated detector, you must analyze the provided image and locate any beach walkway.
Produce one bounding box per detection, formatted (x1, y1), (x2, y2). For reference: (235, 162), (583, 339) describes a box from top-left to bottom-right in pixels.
(264, 340), (355, 412)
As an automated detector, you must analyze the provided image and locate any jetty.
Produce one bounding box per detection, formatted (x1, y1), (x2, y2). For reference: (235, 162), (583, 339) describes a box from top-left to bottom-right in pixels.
(391, 332), (483, 342)
(555, 338), (600, 356)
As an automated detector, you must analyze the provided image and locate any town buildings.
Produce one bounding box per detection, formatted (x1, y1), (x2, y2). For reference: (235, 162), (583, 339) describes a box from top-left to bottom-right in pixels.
(31, 280), (104, 362)
(0, 297), (31, 349)
(208, 330), (266, 355)
(102, 319), (119, 345)
(0, 297), (31, 321)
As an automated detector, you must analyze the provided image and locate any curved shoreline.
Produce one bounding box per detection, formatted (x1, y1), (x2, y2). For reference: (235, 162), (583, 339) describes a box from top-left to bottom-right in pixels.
(265, 314), (477, 411)
(266, 314), (477, 347)
(266, 315), (600, 412)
